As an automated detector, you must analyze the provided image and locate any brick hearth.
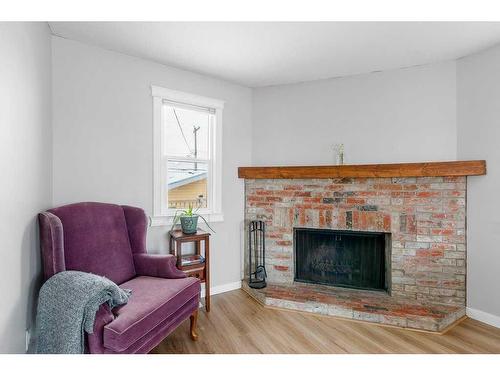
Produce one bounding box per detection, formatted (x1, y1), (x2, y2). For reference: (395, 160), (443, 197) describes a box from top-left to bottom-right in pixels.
(242, 282), (465, 332)
(243, 176), (467, 332)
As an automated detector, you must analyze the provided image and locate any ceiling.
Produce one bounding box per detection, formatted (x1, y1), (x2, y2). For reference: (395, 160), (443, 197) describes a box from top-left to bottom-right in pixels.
(49, 22), (500, 88)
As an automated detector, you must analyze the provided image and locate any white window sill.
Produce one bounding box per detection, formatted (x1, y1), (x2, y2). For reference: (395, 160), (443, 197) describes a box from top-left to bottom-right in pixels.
(149, 213), (224, 227)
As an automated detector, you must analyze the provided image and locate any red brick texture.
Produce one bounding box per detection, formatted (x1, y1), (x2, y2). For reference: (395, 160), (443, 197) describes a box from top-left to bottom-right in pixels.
(244, 176), (466, 307)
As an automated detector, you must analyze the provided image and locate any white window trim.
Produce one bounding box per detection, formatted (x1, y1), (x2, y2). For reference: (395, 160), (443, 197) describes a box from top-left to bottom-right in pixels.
(151, 85), (224, 226)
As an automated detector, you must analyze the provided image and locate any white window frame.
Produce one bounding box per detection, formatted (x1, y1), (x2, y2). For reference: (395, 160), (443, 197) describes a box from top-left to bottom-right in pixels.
(151, 85), (224, 226)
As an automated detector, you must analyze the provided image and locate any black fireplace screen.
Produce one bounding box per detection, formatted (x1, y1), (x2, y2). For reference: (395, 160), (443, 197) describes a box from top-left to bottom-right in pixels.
(294, 228), (388, 291)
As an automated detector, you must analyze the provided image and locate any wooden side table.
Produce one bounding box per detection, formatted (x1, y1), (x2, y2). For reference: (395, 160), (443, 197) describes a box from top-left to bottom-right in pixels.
(169, 229), (211, 312)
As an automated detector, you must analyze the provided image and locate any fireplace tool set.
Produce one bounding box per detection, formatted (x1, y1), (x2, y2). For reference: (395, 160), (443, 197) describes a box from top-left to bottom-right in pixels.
(248, 220), (267, 289)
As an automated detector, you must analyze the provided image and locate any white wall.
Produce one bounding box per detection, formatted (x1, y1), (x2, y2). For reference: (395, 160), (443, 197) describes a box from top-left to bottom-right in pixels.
(52, 37), (252, 291)
(0, 23), (52, 353)
(457, 44), (500, 326)
(252, 61), (457, 165)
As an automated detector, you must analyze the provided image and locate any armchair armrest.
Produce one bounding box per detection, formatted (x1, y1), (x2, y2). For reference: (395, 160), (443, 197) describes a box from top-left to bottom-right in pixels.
(133, 253), (186, 279)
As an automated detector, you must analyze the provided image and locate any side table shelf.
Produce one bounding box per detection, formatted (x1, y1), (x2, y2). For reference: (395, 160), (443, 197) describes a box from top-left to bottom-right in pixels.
(169, 229), (211, 312)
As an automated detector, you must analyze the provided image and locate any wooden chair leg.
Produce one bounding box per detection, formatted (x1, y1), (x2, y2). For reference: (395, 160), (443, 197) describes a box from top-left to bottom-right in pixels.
(190, 310), (199, 341)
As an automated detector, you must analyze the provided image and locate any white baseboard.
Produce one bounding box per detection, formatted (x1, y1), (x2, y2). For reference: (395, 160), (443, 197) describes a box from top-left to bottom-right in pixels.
(466, 307), (500, 328)
(200, 280), (241, 298)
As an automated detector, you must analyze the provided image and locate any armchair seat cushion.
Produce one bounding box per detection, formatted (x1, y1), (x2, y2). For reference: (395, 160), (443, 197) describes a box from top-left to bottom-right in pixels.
(103, 276), (200, 352)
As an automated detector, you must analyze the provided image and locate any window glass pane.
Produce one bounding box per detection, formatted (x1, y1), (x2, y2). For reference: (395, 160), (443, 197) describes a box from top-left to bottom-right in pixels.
(164, 104), (210, 160)
(167, 159), (208, 210)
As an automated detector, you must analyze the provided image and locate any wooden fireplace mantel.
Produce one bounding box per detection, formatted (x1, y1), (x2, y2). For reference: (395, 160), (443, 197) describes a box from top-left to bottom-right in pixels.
(238, 160), (486, 179)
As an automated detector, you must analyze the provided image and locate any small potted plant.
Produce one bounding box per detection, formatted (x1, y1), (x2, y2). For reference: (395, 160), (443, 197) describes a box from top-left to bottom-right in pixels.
(170, 204), (215, 234)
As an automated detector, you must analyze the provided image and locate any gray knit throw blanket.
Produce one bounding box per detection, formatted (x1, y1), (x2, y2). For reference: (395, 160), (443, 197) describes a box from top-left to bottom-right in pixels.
(35, 271), (131, 354)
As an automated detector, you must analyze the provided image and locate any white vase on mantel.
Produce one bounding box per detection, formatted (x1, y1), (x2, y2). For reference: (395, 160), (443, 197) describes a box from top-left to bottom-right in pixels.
(334, 144), (344, 165)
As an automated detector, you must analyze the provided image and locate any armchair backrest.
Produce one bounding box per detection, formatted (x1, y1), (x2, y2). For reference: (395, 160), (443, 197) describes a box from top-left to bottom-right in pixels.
(39, 202), (147, 284)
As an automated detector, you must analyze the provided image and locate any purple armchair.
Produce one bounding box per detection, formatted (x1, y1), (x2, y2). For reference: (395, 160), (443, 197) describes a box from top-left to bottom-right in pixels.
(38, 202), (200, 354)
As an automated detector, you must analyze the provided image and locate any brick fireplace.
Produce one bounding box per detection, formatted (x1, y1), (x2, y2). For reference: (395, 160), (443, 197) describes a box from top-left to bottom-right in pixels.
(239, 161), (486, 332)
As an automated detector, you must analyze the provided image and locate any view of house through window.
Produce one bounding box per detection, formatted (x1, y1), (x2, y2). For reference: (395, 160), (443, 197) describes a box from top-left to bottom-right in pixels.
(163, 102), (213, 210)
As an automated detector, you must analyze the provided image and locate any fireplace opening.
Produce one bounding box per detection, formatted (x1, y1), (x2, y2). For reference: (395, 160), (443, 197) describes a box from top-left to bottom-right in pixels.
(294, 228), (390, 292)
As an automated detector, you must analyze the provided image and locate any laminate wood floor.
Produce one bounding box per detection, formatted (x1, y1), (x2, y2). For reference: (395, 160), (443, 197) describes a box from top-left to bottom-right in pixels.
(151, 289), (500, 354)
